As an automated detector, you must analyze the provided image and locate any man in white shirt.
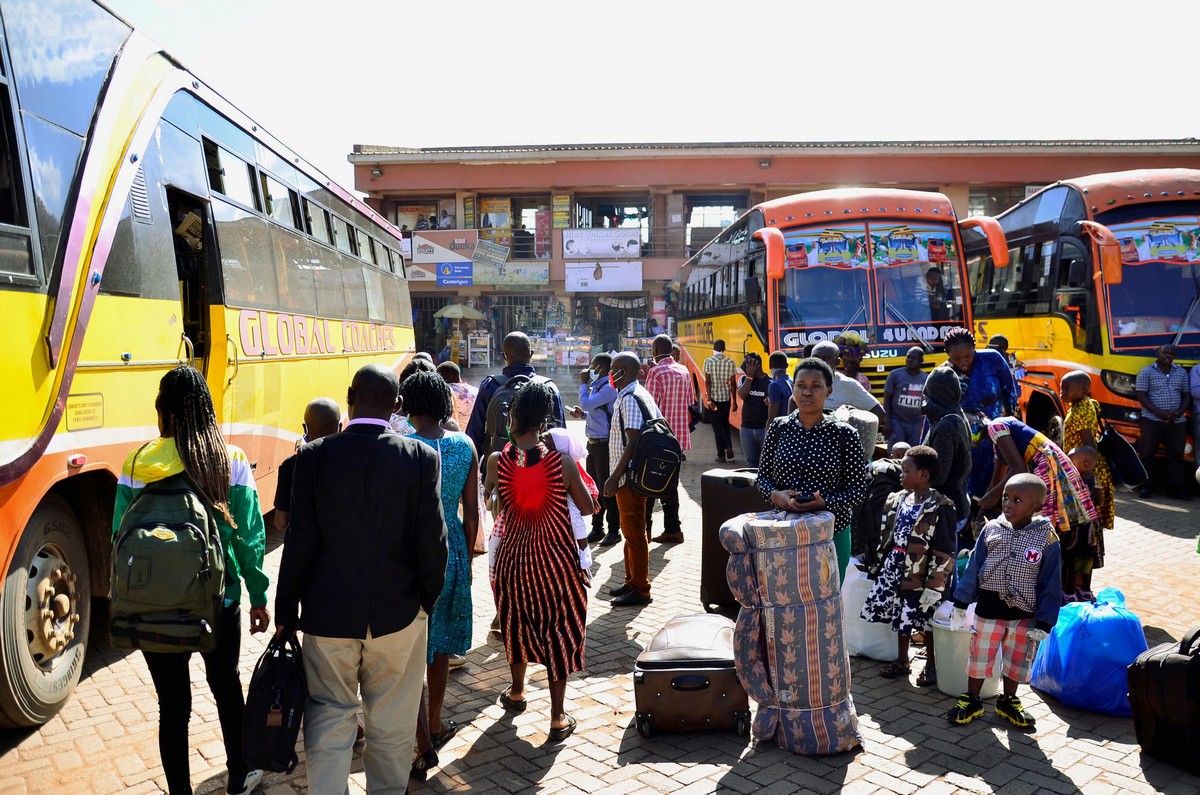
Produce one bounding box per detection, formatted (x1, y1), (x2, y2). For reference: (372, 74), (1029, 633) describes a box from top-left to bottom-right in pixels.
(811, 342), (888, 435)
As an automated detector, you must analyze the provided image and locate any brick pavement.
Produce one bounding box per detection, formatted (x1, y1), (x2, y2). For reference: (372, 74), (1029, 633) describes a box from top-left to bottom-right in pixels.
(3, 373), (1200, 793)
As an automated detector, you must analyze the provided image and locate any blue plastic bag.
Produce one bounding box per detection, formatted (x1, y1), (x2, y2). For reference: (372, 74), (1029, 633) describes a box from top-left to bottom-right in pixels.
(1030, 588), (1149, 716)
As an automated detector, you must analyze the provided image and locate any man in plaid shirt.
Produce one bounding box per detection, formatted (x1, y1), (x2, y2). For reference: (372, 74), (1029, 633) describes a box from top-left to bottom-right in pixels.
(645, 335), (692, 543)
(704, 339), (739, 462)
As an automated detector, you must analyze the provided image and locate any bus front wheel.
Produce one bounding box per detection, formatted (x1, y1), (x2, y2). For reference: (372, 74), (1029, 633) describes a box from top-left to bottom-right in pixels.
(0, 496), (90, 727)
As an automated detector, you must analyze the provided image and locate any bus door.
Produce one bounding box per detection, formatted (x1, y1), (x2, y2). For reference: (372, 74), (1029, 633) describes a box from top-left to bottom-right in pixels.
(166, 188), (213, 374)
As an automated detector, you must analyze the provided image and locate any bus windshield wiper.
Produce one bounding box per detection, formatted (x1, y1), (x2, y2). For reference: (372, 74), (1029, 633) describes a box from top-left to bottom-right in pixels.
(841, 285), (867, 334)
(882, 298), (934, 353)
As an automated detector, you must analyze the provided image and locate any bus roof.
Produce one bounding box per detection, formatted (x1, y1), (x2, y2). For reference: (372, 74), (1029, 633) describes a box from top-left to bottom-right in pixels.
(1054, 168), (1200, 215)
(757, 188), (958, 226)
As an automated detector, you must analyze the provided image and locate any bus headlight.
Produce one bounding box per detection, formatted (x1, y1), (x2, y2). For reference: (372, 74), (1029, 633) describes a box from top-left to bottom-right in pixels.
(1101, 369), (1137, 398)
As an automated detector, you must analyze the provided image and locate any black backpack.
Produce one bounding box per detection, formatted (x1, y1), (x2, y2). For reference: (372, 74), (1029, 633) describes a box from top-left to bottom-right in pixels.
(851, 458), (903, 571)
(619, 393), (682, 498)
(244, 632), (307, 774)
(484, 373), (533, 458)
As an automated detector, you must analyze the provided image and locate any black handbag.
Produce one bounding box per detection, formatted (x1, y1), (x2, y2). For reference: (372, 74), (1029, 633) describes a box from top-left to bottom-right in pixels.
(243, 631), (307, 773)
(1095, 403), (1148, 487)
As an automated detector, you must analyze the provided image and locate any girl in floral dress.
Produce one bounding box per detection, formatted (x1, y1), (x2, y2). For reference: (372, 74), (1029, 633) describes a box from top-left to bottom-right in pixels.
(862, 446), (957, 686)
(1060, 371), (1114, 600)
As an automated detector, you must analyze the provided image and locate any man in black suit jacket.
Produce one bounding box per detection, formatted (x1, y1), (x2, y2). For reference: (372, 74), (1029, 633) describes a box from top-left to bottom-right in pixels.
(275, 363), (446, 793)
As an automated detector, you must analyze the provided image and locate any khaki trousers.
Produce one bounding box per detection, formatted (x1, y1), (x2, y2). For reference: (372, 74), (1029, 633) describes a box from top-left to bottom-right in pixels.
(302, 613), (427, 795)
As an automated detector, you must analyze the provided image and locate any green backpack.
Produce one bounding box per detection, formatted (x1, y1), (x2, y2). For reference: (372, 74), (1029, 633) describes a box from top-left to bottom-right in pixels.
(110, 470), (226, 653)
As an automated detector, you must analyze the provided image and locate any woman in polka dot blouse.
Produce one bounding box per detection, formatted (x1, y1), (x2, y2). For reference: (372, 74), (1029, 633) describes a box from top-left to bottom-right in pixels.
(756, 357), (869, 576)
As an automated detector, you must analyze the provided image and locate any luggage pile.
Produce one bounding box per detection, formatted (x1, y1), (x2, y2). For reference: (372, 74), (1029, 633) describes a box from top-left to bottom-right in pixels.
(720, 509), (861, 755)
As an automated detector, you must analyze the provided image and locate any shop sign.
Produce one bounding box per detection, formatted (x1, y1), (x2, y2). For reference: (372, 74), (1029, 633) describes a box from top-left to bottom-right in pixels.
(566, 261), (642, 292)
(563, 228), (641, 259)
(412, 230), (478, 264)
(407, 264), (436, 281)
(436, 262), (473, 286)
(553, 194), (571, 228)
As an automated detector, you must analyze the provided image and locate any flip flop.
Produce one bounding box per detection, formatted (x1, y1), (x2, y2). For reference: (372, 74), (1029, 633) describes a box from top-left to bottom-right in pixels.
(430, 719), (458, 750)
(548, 715), (577, 742)
(499, 688), (527, 712)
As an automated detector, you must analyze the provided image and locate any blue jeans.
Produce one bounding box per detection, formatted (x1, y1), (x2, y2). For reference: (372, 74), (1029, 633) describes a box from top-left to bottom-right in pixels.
(740, 426), (766, 468)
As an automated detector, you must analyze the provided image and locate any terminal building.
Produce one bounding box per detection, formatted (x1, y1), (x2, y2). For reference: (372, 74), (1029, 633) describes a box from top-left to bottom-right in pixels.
(350, 140), (1200, 361)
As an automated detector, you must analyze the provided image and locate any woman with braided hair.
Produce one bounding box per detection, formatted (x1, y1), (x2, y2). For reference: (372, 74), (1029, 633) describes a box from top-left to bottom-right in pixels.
(112, 365), (269, 795)
(939, 326), (1017, 500)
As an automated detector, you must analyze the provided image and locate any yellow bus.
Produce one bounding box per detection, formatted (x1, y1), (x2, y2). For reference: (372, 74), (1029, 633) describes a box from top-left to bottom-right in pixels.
(962, 168), (1200, 443)
(0, 0), (413, 726)
(676, 189), (1007, 423)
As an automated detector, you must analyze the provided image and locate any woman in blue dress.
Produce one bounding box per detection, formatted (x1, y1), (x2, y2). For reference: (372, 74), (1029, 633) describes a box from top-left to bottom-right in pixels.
(941, 327), (1017, 499)
(400, 370), (479, 779)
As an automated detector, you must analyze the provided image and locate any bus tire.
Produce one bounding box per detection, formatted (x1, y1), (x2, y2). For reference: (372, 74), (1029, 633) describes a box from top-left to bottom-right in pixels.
(0, 496), (90, 727)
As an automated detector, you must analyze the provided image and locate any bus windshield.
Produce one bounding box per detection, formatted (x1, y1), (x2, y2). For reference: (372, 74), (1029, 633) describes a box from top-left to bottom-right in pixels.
(775, 219), (964, 349)
(1104, 214), (1200, 351)
(777, 222), (871, 336)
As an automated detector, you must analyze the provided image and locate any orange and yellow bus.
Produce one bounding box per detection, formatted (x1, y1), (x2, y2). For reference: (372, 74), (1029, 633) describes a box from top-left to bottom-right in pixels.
(961, 168), (1200, 443)
(0, 0), (413, 726)
(676, 189), (1008, 422)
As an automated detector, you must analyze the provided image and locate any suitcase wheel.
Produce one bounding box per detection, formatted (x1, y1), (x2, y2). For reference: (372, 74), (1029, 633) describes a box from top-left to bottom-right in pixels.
(733, 710), (750, 737)
(635, 712), (655, 738)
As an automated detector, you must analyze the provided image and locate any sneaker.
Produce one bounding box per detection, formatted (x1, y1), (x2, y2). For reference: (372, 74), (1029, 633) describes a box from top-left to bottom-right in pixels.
(946, 693), (984, 725)
(227, 769), (263, 795)
(598, 531), (621, 547)
(448, 653), (467, 668)
(995, 694), (1036, 729)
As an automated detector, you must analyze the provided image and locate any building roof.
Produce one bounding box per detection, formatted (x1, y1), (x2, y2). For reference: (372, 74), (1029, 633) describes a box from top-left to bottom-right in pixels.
(350, 139), (1200, 162)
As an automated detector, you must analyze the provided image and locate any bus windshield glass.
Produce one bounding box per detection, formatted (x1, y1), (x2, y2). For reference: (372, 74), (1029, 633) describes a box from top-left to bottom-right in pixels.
(871, 221), (965, 343)
(1104, 214), (1200, 352)
(777, 223), (871, 344)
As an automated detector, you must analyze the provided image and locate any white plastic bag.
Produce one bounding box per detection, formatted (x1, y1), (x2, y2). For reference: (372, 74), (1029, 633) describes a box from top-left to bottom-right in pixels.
(841, 556), (899, 661)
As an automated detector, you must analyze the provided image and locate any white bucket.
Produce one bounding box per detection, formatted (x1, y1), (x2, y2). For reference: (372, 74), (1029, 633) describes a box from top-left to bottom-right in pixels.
(930, 603), (1002, 699)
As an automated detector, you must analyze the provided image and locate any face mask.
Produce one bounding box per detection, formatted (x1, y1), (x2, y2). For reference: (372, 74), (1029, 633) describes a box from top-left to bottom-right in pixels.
(609, 371), (619, 390)
(590, 369), (602, 383)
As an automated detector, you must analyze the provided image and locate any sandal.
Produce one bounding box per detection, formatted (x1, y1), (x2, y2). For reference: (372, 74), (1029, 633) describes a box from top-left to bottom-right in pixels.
(499, 688), (527, 712)
(409, 748), (438, 781)
(916, 667), (938, 687)
(879, 660), (911, 679)
(430, 719), (458, 750)
(547, 715), (577, 742)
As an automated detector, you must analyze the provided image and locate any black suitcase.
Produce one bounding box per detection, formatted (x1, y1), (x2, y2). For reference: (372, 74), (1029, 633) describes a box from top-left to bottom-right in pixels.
(633, 613), (750, 738)
(244, 632), (307, 773)
(700, 468), (770, 613)
(1127, 626), (1200, 773)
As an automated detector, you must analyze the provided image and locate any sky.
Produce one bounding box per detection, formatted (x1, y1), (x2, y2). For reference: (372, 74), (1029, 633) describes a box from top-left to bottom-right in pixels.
(106, 0), (1198, 195)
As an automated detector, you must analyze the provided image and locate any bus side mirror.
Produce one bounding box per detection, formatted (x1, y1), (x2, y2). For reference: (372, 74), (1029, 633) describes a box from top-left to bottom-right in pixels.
(959, 216), (1009, 268)
(744, 276), (762, 305)
(1077, 220), (1123, 286)
(754, 227), (786, 281)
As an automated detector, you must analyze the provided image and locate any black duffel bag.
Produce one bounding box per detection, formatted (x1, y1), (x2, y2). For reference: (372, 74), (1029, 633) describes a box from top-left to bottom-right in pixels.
(1127, 626), (1200, 773)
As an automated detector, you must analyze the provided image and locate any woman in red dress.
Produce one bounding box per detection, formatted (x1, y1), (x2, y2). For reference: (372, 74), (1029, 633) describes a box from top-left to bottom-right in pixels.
(484, 380), (596, 741)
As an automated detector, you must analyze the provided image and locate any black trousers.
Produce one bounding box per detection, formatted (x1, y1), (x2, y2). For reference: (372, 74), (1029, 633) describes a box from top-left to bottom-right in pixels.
(1138, 418), (1187, 492)
(710, 400), (733, 453)
(585, 439), (619, 534)
(644, 482), (681, 535)
(142, 603), (249, 795)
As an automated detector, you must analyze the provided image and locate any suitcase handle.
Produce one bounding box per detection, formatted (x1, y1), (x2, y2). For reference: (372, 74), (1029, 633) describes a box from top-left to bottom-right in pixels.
(670, 674), (711, 692)
(1181, 627), (1200, 656)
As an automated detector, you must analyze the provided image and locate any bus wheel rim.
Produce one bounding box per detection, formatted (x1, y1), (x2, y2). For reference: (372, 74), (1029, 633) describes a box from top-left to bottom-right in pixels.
(23, 543), (80, 667)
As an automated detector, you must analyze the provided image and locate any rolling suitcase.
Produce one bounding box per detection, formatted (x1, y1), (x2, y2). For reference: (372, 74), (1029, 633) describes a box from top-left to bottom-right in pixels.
(1127, 626), (1200, 772)
(700, 468), (770, 612)
(633, 613), (751, 738)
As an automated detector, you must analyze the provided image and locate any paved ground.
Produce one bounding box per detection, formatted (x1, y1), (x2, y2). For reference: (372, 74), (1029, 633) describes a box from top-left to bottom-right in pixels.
(3, 368), (1200, 794)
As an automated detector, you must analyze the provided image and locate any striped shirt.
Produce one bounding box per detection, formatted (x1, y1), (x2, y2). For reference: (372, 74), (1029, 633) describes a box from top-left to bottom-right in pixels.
(1135, 362), (1189, 423)
(646, 356), (693, 451)
(703, 352), (737, 402)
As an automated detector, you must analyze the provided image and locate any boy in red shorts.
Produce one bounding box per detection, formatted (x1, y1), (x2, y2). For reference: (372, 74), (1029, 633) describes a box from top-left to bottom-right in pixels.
(947, 473), (1062, 729)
